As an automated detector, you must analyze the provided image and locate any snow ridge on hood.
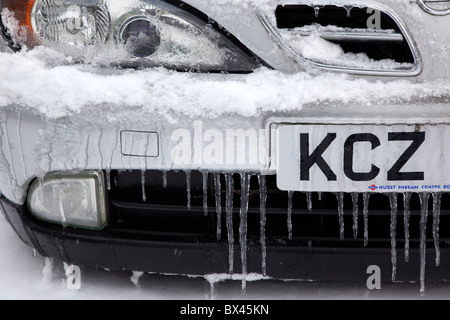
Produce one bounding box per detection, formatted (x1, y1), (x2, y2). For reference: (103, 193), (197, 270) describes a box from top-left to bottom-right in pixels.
(0, 47), (449, 121)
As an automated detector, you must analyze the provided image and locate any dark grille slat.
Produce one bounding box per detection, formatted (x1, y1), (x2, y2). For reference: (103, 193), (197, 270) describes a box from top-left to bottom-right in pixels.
(106, 170), (450, 248)
(275, 5), (401, 31)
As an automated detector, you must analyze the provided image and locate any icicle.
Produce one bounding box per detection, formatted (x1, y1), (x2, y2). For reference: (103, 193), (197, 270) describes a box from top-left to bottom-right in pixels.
(314, 6), (320, 17)
(16, 109), (28, 181)
(141, 170), (146, 202)
(403, 192), (412, 262)
(42, 257), (54, 284)
(2, 114), (17, 179)
(419, 192), (430, 297)
(351, 192), (359, 239)
(363, 192), (370, 247)
(98, 129), (104, 174)
(432, 192), (442, 267)
(306, 192), (312, 212)
(259, 175), (267, 277)
(240, 173), (250, 294)
(335, 192), (344, 241)
(106, 168), (111, 191)
(162, 171), (168, 188)
(318, 192), (322, 201)
(38, 176), (44, 204)
(130, 271), (144, 288)
(287, 191), (294, 240)
(388, 193), (398, 282)
(186, 171), (191, 210)
(225, 173), (234, 274)
(344, 5), (353, 17)
(202, 171), (208, 216)
(86, 133), (92, 170)
(106, 134), (118, 191)
(214, 173), (222, 240)
(209, 281), (215, 300)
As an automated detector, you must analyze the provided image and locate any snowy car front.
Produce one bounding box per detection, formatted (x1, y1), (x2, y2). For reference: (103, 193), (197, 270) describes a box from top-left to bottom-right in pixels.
(0, 0), (450, 293)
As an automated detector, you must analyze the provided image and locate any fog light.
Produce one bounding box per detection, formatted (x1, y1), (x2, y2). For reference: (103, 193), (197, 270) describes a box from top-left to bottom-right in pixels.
(27, 171), (107, 230)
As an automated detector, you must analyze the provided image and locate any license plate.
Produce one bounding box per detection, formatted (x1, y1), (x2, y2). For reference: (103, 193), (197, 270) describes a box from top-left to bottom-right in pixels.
(276, 124), (450, 193)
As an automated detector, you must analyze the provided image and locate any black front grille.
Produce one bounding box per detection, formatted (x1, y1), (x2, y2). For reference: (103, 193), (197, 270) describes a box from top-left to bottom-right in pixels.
(106, 170), (450, 249)
(276, 5), (400, 30)
(275, 4), (415, 64)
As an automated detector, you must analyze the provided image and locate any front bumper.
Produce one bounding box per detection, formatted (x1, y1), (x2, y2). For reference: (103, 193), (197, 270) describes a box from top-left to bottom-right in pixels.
(3, 181), (450, 283)
(1, 87), (450, 283)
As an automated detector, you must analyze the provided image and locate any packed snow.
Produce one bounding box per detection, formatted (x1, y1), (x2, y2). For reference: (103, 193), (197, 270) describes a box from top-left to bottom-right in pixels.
(280, 30), (414, 70)
(0, 47), (449, 121)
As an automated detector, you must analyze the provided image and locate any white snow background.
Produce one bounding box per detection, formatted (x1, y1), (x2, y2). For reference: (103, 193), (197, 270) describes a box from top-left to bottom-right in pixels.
(2, 212), (450, 300)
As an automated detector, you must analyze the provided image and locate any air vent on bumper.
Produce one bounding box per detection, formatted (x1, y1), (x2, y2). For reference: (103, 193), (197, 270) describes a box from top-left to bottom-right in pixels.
(258, 3), (421, 76)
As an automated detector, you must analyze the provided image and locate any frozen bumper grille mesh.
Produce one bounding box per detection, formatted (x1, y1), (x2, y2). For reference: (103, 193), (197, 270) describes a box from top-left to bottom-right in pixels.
(106, 170), (450, 249)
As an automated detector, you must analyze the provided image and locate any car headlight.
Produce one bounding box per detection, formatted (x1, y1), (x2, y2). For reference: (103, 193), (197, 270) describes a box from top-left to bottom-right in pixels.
(27, 171), (107, 230)
(0, 0), (259, 72)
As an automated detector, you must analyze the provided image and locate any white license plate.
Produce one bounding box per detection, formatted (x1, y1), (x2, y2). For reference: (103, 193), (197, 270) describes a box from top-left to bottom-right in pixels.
(277, 124), (450, 193)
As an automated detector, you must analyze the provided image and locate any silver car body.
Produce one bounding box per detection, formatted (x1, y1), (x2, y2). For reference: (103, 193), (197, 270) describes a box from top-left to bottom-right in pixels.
(0, 0), (449, 205)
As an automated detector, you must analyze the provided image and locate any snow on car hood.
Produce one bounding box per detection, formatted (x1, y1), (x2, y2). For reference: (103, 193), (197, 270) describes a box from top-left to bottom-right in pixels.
(0, 47), (449, 122)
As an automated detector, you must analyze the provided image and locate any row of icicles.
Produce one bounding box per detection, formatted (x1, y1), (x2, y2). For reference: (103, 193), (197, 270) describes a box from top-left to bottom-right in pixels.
(134, 170), (443, 296)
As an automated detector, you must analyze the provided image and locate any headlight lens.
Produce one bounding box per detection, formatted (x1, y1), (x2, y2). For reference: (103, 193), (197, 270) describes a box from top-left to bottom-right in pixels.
(27, 171), (107, 230)
(118, 15), (161, 58)
(31, 0), (110, 45)
(0, 0), (259, 72)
